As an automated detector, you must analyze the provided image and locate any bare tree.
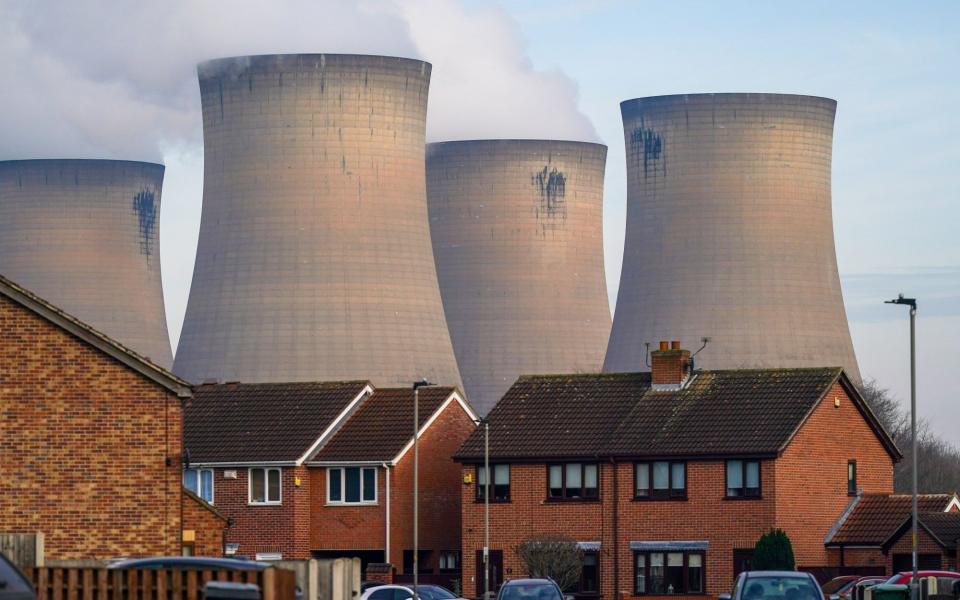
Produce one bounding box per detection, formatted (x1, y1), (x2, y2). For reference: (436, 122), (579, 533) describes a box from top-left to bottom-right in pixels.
(516, 536), (583, 592)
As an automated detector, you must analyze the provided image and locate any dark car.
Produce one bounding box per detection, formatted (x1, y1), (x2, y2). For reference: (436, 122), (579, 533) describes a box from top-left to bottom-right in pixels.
(107, 557), (270, 571)
(496, 579), (565, 600)
(720, 571), (824, 600)
(0, 553), (35, 600)
(822, 576), (859, 600)
(847, 576), (888, 600)
(882, 571), (960, 597)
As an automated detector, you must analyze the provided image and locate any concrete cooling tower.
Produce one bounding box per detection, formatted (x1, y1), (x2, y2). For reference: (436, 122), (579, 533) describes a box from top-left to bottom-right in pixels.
(174, 54), (462, 388)
(427, 140), (611, 415)
(604, 93), (861, 382)
(0, 159), (173, 367)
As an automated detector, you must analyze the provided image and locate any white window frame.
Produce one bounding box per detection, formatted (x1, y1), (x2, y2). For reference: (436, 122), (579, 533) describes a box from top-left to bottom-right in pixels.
(183, 467), (215, 504)
(248, 467), (282, 505)
(326, 466), (378, 505)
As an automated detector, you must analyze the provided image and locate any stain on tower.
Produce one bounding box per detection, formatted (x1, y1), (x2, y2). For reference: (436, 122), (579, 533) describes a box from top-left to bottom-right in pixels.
(175, 54), (462, 388)
(428, 140), (611, 415)
(605, 93), (860, 382)
(0, 159), (173, 367)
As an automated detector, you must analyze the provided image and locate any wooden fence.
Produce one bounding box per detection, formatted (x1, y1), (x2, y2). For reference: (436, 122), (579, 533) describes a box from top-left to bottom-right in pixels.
(23, 565), (298, 600)
(0, 532), (44, 568)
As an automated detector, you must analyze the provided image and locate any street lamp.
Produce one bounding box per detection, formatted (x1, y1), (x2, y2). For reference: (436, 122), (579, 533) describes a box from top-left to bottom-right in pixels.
(483, 418), (490, 600)
(412, 378), (435, 600)
(885, 294), (918, 599)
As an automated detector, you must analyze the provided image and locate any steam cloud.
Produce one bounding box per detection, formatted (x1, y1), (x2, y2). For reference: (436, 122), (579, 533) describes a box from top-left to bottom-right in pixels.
(0, 0), (598, 162)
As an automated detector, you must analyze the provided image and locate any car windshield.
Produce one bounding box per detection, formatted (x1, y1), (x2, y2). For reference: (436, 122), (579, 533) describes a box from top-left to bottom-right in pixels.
(418, 587), (457, 600)
(743, 576), (819, 600)
(500, 583), (563, 600)
(822, 579), (854, 594)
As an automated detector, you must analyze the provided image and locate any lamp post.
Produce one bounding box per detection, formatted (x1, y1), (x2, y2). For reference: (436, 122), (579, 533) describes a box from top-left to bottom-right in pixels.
(484, 418), (490, 600)
(412, 379), (435, 600)
(885, 294), (918, 599)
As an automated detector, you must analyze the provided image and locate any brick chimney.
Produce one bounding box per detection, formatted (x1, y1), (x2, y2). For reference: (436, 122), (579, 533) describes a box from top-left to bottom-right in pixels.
(651, 340), (692, 390)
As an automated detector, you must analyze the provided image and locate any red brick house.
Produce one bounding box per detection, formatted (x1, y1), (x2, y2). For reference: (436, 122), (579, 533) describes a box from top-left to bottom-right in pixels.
(0, 274), (226, 560)
(825, 493), (960, 573)
(183, 382), (478, 577)
(454, 343), (901, 599)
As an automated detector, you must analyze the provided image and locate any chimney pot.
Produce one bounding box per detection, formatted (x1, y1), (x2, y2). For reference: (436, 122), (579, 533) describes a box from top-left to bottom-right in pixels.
(650, 340), (691, 389)
(659, 341), (669, 351)
(671, 340), (681, 350)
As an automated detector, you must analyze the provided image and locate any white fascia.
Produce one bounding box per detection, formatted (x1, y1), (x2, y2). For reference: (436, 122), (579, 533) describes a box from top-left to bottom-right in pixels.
(390, 390), (477, 466)
(297, 383), (375, 465)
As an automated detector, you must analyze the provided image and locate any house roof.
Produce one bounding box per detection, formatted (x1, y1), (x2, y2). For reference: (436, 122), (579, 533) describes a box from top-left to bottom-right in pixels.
(918, 512), (960, 548)
(184, 381), (370, 463)
(455, 368), (898, 461)
(310, 387), (467, 463)
(0, 273), (190, 398)
(827, 494), (957, 545)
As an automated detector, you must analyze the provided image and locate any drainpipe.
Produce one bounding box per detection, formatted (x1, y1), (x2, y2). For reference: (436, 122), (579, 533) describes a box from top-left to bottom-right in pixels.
(611, 458), (619, 600)
(384, 463), (391, 567)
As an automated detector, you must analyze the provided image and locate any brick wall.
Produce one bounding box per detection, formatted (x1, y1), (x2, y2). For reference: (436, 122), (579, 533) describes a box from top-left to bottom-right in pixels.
(182, 491), (227, 556)
(310, 467), (387, 552)
(886, 526), (949, 572)
(775, 382), (895, 567)
(0, 295), (183, 559)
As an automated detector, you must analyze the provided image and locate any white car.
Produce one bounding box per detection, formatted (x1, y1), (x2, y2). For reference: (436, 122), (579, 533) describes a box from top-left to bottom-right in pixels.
(361, 584), (464, 600)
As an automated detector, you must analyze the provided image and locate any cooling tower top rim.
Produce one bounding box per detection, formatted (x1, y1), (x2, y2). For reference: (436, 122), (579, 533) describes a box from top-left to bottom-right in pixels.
(0, 158), (164, 170)
(427, 139), (607, 151)
(198, 53), (431, 78)
(620, 92), (837, 110)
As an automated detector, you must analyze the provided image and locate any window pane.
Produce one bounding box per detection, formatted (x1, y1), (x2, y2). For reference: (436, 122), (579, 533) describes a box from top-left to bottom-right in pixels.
(727, 460), (743, 492)
(666, 553), (684, 594)
(746, 461), (760, 489)
(477, 466), (487, 486)
(183, 469), (198, 494)
(650, 553), (665, 594)
(566, 463), (582, 490)
(653, 462), (670, 490)
(363, 468), (376, 501)
(345, 467), (361, 502)
(635, 554), (646, 594)
(251, 469), (265, 503)
(268, 469), (281, 502)
(549, 465), (563, 497)
(688, 554), (703, 593)
(671, 463), (685, 491)
(329, 469), (342, 501)
(584, 464), (598, 489)
(636, 464), (649, 495)
(200, 470), (214, 503)
(494, 464), (509, 485)
(582, 553), (598, 592)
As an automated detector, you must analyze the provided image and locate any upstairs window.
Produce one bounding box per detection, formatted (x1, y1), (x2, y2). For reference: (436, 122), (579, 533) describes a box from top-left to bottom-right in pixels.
(249, 467), (282, 505)
(635, 461), (686, 499)
(328, 466), (377, 504)
(548, 463), (599, 500)
(183, 468), (214, 504)
(477, 464), (510, 501)
(848, 460), (857, 496)
(726, 460), (761, 498)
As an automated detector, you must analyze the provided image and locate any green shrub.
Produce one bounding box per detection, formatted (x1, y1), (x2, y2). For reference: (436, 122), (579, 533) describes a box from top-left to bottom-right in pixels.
(753, 528), (796, 571)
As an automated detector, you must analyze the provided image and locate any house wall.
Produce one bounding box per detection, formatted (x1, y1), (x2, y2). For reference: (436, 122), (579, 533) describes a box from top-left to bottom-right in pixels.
(0, 295), (183, 559)
(310, 467), (387, 552)
(775, 382), (896, 568)
(182, 492), (227, 556)
(886, 527), (955, 573)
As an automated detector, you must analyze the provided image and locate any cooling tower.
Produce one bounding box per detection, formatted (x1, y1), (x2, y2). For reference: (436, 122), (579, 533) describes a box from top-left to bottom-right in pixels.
(0, 159), (173, 367)
(174, 54), (462, 388)
(427, 140), (611, 415)
(604, 93), (861, 381)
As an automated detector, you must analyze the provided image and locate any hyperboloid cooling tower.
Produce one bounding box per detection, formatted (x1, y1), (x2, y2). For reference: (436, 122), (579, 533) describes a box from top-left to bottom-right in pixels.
(0, 159), (173, 367)
(427, 140), (611, 415)
(604, 93), (861, 381)
(174, 54), (462, 387)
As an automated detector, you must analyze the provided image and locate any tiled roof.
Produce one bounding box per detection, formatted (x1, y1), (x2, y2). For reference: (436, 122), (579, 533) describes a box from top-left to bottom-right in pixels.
(456, 368), (894, 460)
(184, 381), (369, 463)
(829, 494), (956, 545)
(920, 512), (960, 547)
(311, 387), (459, 462)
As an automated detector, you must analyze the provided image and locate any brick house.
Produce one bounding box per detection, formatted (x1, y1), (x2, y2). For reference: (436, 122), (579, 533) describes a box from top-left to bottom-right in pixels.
(454, 342), (901, 599)
(0, 274), (225, 560)
(825, 493), (960, 573)
(183, 382), (478, 578)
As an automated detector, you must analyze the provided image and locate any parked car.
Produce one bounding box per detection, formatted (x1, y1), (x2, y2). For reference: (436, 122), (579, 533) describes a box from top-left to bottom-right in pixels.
(883, 571), (960, 586)
(846, 576), (888, 600)
(0, 552), (35, 600)
(822, 576), (860, 600)
(720, 571), (825, 600)
(107, 557), (270, 570)
(495, 579), (565, 600)
(362, 584), (466, 600)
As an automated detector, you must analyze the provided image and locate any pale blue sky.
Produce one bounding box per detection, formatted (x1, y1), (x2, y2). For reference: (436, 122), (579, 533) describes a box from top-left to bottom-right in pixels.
(493, 0), (960, 442)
